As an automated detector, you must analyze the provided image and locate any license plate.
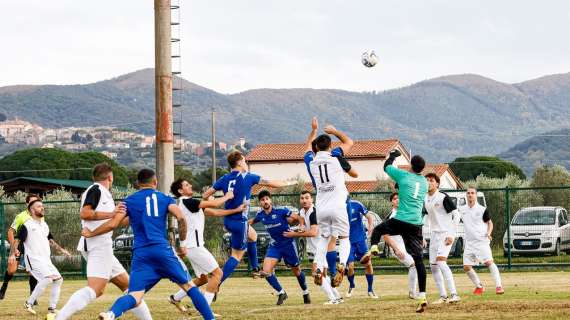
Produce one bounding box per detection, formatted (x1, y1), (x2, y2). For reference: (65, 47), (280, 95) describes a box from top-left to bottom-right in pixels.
(521, 241), (533, 246)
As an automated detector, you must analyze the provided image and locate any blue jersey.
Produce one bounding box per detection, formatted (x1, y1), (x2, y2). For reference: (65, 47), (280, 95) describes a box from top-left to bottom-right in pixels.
(347, 199), (368, 243)
(124, 189), (176, 250)
(252, 207), (293, 246)
(213, 171), (261, 221)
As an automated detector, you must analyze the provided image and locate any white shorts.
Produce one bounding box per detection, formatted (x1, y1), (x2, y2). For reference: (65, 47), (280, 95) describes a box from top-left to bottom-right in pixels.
(463, 242), (493, 266)
(389, 235), (415, 267)
(81, 246), (126, 280)
(429, 232), (454, 264)
(25, 255), (61, 280)
(318, 205), (349, 238)
(187, 247), (219, 277)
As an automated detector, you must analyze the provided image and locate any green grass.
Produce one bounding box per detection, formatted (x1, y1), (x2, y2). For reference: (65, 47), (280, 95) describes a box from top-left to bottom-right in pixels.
(1, 272), (570, 319)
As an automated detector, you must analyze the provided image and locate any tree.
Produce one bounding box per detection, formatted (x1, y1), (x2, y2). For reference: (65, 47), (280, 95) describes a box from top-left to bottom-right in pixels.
(450, 156), (526, 181)
(530, 165), (570, 211)
(191, 167), (229, 192)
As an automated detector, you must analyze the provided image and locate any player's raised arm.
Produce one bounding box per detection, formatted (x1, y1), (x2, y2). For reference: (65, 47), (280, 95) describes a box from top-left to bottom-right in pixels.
(202, 187), (217, 200)
(168, 203), (187, 242)
(258, 178), (297, 188)
(324, 124), (354, 153)
(304, 117), (319, 153)
(204, 204), (246, 217)
(82, 203), (127, 238)
(199, 190), (234, 209)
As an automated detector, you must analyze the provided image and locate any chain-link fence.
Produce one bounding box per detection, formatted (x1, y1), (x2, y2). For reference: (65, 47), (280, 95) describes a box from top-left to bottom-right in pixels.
(1, 186), (570, 276)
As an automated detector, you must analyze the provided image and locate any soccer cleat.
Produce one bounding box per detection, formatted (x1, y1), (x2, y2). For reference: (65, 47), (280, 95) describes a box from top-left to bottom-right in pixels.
(98, 311), (116, 320)
(346, 287), (355, 297)
(332, 264), (345, 287)
(367, 291), (379, 299)
(447, 294), (461, 303)
(369, 245), (381, 256)
(324, 299), (340, 305)
(252, 267), (262, 279)
(313, 268), (323, 286)
(408, 292), (418, 300)
(276, 292), (288, 305)
(169, 295), (188, 313)
(303, 293), (311, 304)
(496, 287), (505, 295)
(416, 296), (428, 313)
(432, 296), (448, 305)
(336, 297), (345, 303)
(473, 286), (485, 295)
(24, 302), (36, 315)
(46, 309), (57, 320)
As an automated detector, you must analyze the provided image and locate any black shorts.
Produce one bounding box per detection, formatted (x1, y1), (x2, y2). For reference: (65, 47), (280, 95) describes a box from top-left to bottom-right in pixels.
(375, 218), (423, 258)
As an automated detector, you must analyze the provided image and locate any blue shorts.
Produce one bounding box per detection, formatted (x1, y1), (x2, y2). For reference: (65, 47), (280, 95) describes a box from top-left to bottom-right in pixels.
(128, 244), (189, 293)
(266, 242), (300, 267)
(347, 240), (368, 264)
(224, 219), (248, 250)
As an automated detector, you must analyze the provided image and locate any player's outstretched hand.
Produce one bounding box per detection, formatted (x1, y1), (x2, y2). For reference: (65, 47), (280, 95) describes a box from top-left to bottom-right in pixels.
(114, 202), (126, 215)
(390, 149), (402, 158)
(283, 230), (297, 238)
(324, 125), (337, 134)
(225, 190), (235, 200)
(235, 203), (247, 213)
(311, 117), (318, 131)
(81, 227), (93, 238)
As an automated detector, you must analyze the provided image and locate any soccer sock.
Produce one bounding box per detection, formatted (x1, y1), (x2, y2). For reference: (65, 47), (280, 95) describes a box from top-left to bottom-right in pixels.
(1, 271), (13, 291)
(408, 266), (418, 297)
(320, 276), (336, 300)
(265, 274), (283, 293)
(331, 285), (341, 300)
(29, 276), (38, 295)
(338, 238), (351, 266)
(27, 278), (50, 306)
(109, 294), (137, 319)
(247, 241), (259, 270)
(347, 274), (355, 288)
(49, 278), (63, 310)
(187, 287), (215, 320)
(466, 269), (482, 287)
(296, 272), (308, 291)
(173, 289), (187, 302)
(221, 256), (240, 283)
(204, 291), (215, 305)
(413, 255), (427, 294)
(488, 263), (502, 288)
(130, 299), (152, 320)
(430, 264), (447, 297)
(326, 251), (337, 277)
(437, 260), (457, 295)
(370, 225), (382, 246)
(55, 286), (96, 320)
(366, 274), (374, 293)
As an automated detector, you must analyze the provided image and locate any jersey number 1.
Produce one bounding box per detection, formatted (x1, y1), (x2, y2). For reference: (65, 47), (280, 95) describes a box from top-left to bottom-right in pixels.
(318, 164), (330, 183)
(412, 182), (420, 199)
(146, 194), (159, 217)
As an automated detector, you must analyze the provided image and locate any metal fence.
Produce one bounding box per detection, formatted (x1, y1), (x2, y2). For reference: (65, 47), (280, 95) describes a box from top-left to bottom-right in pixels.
(1, 186), (570, 276)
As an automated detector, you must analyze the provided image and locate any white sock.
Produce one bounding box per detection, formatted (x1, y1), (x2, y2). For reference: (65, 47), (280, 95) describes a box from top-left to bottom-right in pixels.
(27, 278), (51, 306)
(315, 236), (330, 270)
(49, 278), (63, 310)
(56, 286), (97, 320)
(320, 276), (336, 300)
(129, 300), (152, 320)
(173, 289), (187, 302)
(466, 269), (482, 287)
(418, 292), (426, 298)
(488, 263), (502, 288)
(430, 264), (447, 297)
(338, 238), (351, 266)
(204, 291), (215, 305)
(303, 289), (310, 295)
(408, 266), (418, 297)
(437, 261), (457, 296)
(331, 286), (341, 300)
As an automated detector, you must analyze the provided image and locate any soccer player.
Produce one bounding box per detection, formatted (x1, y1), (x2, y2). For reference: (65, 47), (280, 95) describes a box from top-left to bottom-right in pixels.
(56, 164), (152, 320)
(424, 173), (461, 304)
(9, 199), (71, 319)
(0, 193), (41, 301)
(366, 149), (429, 313)
(386, 192), (418, 299)
(82, 169), (215, 320)
(249, 190), (309, 305)
(303, 117), (354, 289)
(461, 187), (504, 295)
(344, 198), (378, 299)
(202, 151), (295, 285)
(168, 178), (245, 312)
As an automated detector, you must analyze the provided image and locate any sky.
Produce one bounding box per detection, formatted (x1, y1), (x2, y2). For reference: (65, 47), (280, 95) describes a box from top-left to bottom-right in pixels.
(2, 0), (570, 93)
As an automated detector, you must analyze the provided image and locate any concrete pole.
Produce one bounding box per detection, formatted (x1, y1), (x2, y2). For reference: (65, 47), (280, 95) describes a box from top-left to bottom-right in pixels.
(211, 110), (216, 184)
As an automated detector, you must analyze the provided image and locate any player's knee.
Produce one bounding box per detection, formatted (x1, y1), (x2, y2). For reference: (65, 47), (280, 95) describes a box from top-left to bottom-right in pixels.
(347, 263), (355, 275)
(484, 260), (493, 267)
(463, 265), (472, 272)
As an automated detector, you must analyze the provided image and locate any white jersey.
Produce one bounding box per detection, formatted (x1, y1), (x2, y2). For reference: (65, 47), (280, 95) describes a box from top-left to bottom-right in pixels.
(299, 205), (318, 254)
(179, 197), (205, 248)
(308, 151), (349, 209)
(424, 191), (457, 235)
(460, 203), (491, 244)
(20, 218), (52, 267)
(77, 183), (115, 252)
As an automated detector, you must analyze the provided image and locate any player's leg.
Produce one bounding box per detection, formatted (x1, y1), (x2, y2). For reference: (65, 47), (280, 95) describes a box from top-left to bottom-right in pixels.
(220, 220), (247, 284)
(247, 226), (260, 277)
(47, 274), (63, 316)
(25, 263), (59, 315)
(481, 245), (504, 294)
(108, 273), (152, 320)
(0, 254), (18, 299)
(331, 207), (350, 287)
(436, 234), (459, 302)
(399, 221), (427, 313)
(284, 242), (309, 303)
(345, 241), (357, 296)
(314, 237), (337, 303)
(393, 236), (417, 299)
(355, 241), (377, 299)
(429, 233), (447, 303)
(261, 251), (286, 305)
(463, 246), (484, 294)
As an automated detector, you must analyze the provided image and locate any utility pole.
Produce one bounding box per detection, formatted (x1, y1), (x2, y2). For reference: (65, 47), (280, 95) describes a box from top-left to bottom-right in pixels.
(211, 110), (216, 184)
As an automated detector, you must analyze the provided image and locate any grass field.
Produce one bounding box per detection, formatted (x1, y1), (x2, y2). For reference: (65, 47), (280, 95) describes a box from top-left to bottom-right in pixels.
(1, 271), (570, 319)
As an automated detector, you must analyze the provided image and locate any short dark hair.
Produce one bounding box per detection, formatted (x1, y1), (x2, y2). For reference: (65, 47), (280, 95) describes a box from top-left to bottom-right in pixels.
(92, 163), (113, 182)
(389, 192), (398, 201)
(27, 199), (42, 211)
(25, 193), (40, 204)
(227, 151), (243, 169)
(170, 178), (186, 198)
(311, 139), (318, 153)
(411, 155), (426, 173)
(425, 172), (440, 185)
(300, 190), (312, 197)
(314, 134), (331, 151)
(137, 168), (156, 185)
(258, 190), (271, 200)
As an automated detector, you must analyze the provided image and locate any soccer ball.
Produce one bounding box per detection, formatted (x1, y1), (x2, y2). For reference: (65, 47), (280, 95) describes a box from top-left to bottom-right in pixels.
(361, 50), (378, 68)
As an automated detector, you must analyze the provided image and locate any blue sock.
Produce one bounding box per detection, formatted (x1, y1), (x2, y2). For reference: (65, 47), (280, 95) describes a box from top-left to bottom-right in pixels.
(221, 256), (240, 283)
(266, 274), (283, 293)
(109, 294), (137, 318)
(348, 274), (356, 288)
(366, 274), (374, 292)
(296, 272), (307, 291)
(326, 251), (337, 277)
(187, 287), (215, 320)
(247, 241), (259, 270)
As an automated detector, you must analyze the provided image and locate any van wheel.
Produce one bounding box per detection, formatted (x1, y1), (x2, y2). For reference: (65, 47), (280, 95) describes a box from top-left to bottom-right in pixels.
(555, 239), (561, 256)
